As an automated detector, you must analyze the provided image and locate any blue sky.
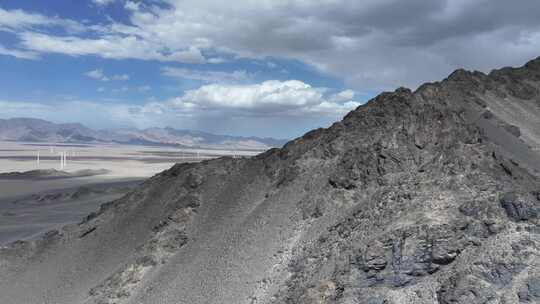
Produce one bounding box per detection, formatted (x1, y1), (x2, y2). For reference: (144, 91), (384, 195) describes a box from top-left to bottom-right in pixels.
(1, 0), (540, 138)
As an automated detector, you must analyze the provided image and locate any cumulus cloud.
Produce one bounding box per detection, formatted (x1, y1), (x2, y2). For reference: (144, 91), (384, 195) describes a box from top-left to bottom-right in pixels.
(84, 69), (130, 81)
(161, 67), (252, 83)
(168, 80), (361, 116)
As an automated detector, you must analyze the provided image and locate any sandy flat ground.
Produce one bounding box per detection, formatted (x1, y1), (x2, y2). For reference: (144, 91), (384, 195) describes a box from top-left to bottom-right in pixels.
(0, 141), (261, 178)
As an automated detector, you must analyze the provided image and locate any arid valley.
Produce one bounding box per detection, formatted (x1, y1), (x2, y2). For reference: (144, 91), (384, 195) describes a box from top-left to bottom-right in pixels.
(0, 141), (258, 245)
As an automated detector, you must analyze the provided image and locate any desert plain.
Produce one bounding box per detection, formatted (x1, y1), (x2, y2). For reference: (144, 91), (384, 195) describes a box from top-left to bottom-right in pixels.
(0, 141), (259, 245)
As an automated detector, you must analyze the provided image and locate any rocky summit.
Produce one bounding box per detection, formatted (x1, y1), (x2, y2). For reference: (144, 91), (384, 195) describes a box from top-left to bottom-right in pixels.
(2, 57), (540, 304)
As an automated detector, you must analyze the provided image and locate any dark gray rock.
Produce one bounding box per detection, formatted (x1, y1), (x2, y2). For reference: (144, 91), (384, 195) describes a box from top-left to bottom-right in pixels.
(477, 261), (525, 286)
(504, 124), (522, 137)
(365, 297), (388, 304)
(500, 192), (537, 221)
(186, 172), (204, 188)
(438, 275), (498, 304)
(518, 277), (540, 302)
(360, 242), (388, 272)
(482, 110), (494, 119)
(528, 277), (540, 299)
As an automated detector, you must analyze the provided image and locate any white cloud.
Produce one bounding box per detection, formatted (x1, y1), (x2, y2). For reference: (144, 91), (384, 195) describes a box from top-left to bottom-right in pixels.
(173, 80), (320, 110)
(0, 44), (39, 59)
(124, 1), (140, 11)
(84, 69), (129, 81)
(165, 47), (206, 63)
(92, 0), (116, 6)
(308, 100), (361, 115)
(107, 85), (151, 93)
(85, 69), (107, 80)
(111, 74), (130, 81)
(19, 32), (206, 63)
(207, 57), (227, 64)
(0, 8), (56, 30)
(161, 67), (252, 83)
(0, 7), (86, 34)
(329, 89), (355, 103)
(168, 80), (361, 116)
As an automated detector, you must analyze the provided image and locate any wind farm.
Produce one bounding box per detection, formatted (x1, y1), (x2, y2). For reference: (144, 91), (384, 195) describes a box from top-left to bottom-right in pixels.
(0, 141), (256, 177)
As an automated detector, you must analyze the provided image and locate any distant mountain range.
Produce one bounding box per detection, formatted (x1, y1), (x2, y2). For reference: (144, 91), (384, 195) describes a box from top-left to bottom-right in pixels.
(0, 118), (286, 150)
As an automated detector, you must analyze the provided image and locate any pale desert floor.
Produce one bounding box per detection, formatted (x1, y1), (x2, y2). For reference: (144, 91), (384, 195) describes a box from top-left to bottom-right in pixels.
(0, 141), (259, 178)
(0, 141), (262, 244)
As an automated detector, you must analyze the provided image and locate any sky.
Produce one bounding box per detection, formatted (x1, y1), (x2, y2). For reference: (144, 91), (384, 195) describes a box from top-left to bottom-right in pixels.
(1, 1), (540, 139)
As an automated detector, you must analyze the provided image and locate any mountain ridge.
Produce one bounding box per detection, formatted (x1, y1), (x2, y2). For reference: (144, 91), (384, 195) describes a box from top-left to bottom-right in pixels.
(0, 117), (287, 150)
(2, 57), (540, 303)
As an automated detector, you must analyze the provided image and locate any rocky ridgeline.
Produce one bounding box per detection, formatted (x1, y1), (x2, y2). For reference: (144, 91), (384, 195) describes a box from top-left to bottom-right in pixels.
(261, 59), (540, 304)
(2, 58), (540, 304)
